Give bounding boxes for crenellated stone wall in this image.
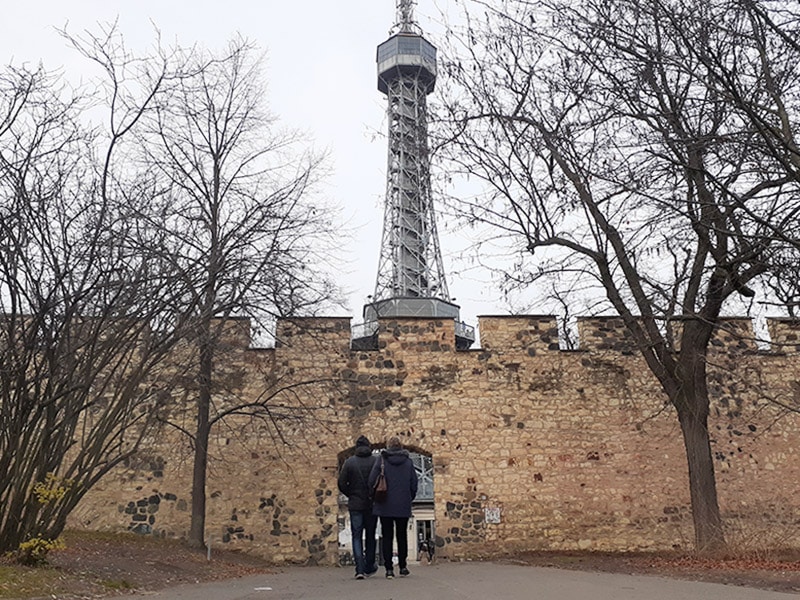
[70,315,800,563]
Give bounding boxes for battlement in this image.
[219,314,800,355]
[668,317,758,353]
[478,315,560,355]
[768,318,800,353]
[576,316,636,352]
[275,317,352,352]
[210,317,252,349]
[475,315,793,355]
[6,313,796,356]
[377,317,456,352]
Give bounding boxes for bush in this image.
[15,536,65,566]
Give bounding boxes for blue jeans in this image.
[349,509,378,575]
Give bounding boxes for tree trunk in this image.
[674,373,725,553]
[188,336,213,549]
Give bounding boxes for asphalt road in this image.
[114,562,797,600]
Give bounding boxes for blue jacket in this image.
[368,448,418,518]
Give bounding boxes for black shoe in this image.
[399,567,410,577]
[385,569,395,579]
[355,573,365,580]
[365,567,378,577]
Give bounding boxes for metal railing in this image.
[455,320,476,343]
[351,320,379,341]
[350,318,475,348]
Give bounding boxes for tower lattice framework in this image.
[374,62,448,302]
[360,0,474,349]
[372,1,450,308]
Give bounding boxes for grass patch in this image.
[0,565,70,599]
[61,528,171,547]
[102,578,133,590]
[1,528,273,599]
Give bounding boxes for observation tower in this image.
[355,0,475,350]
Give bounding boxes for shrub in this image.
[15,536,66,566]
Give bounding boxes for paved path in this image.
[115,562,796,600]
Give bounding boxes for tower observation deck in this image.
[355,0,475,350]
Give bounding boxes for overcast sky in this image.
[3,0,505,333]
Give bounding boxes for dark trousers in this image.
[379,516,409,570]
[349,509,378,575]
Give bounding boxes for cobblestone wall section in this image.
[479,315,560,354]
[70,314,800,564]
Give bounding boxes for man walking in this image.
[338,435,378,579]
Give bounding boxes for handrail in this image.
[351,320,379,341]
[350,318,475,343]
[455,320,476,342]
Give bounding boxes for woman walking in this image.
[368,436,418,579]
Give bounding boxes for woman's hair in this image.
[387,436,402,449]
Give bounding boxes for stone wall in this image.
[70,315,800,562]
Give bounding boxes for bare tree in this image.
[662,0,800,316]
[0,43,189,559]
[436,0,800,551]
[130,37,340,548]
[0,27,341,557]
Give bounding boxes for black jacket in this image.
[337,446,378,511]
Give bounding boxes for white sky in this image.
[3,0,506,334]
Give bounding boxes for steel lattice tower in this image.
[360,0,474,349]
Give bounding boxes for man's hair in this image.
[387,436,402,449]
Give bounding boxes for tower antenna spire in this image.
[353,0,475,350]
[393,0,421,34]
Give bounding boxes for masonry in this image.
[70,315,800,564]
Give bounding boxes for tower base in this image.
[352,297,475,350]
